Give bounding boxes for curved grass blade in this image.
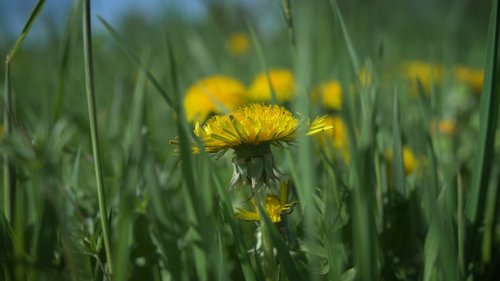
[97,16,174,109]
[6,0,46,62]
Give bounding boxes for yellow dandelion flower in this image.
[227,32,250,56]
[248,69,295,102]
[386,146,418,176]
[235,181,296,223]
[184,76,247,123]
[194,103,330,154]
[402,61,443,95]
[192,103,332,188]
[317,80,343,111]
[453,65,483,95]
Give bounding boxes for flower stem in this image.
[256,193,278,281]
[82,0,113,274]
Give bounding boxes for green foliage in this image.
[1,0,499,280]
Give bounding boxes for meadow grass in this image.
[1,0,499,280]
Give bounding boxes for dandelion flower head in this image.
[184,75,246,123]
[248,69,295,102]
[194,103,331,155]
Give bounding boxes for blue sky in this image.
[0,0,209,38]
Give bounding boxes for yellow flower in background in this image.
[248,69,295,102]
[227,32,251,56]
[386,146,418,176]
[317,80,343,111]
[453,65,483,94]
[402,147,417,175]
[402,61,443,95]
[191,103,332,188]
[320,116,350,161]
[184,76,246,123]
[430,119,457,136]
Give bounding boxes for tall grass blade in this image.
[97,16,175,109]
[82,0,113,274]
[465,0,500,272]
[328,0,360,73]
[3,62,15,223]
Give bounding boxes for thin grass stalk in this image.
[82,0,113,274]
[3,61,14,223]
[280,0,296,49]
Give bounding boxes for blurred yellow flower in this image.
[227,32,251,56]
[184,76,246,123]
[317,80,343,110]
[320,116,350,161]
[453,65,483,94]
[430,119,457,136]
[386,146,418,175]
[193,103,331,155]
[402,61,443,95]
[248,69,295,102]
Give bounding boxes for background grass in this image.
[1,0,499,280]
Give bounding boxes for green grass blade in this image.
[465,0,500,271]
[3,61,15,223]
[82,0,113,274]
[53,0,82,121]
[328,0,360,73]
[246,21,279,104]
[391,90,406,196]
[6,0,46,62]
[257,201,303,281]
[97,16,175,109]
[466,0,500,223]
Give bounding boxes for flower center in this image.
[233,143,271,159]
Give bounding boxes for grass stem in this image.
[82,0,113,274]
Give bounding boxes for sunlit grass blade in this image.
[82,0,113,274]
